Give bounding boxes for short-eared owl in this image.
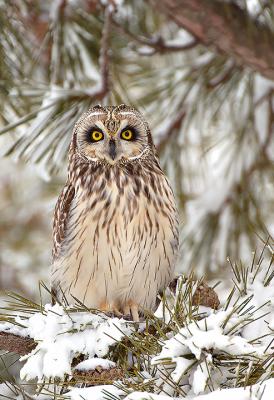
[51,104,179,321]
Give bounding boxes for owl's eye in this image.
[90,130,104,142]
[121,129,133,141]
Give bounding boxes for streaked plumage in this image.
[51,104,179,320]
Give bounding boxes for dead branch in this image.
[99,4,112,97]
[112,19,197,55]
[148,0,274,81]
[0,331,36,356]
[72,367,124,386]
[192,282,220,310]
[169,279,220,310]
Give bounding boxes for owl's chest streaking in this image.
[51,161,179,311]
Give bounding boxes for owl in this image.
[51,104,179,321]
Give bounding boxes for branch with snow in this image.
[0,264,273,399]
[0,303,133,381]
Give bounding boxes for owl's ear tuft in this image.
[88,104,104,111]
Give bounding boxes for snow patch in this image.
[66,385,124,400]
[0,303,132,381]
[74,357,116,371]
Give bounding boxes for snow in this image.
[69,378,274,400]
[191,358,211,395]
[152,308,266,388]
[66,385,124,400]
[125,393,177,400]
[74,357,116,371]
[0,303,133,381]
[192,378,274,400]
[240,261,274,344]
[0,279,273,399]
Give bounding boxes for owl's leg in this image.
[99,301,122,317]
[130,304,139,322]
[123,301,140,322]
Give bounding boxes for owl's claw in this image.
[99,301,141,322]
[99,302,122,318]
[103,311,121,318]
[121,313,132,321]
[123,302,140,322]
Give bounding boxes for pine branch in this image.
[149,0,274,80]
[0,281,219,356]
[98,3,112,98]
[0,332,123,384]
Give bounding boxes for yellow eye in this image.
[121,129,133,140]
[91,130,103,142]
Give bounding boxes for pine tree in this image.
[0,2,274,398]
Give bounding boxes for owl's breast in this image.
[52,166,179,309]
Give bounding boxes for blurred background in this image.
[0,0,274,301]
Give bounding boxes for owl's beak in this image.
[109,139,116,160]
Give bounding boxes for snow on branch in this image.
[0,268,273,399]
[0,280,219,359]
[0,303,132,381]
[121,379,274,400]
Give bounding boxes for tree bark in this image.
[148,0,274,81]
[0,331,36,356]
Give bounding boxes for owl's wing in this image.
[52,183,75,261]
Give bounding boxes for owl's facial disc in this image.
[87,124,140,163]
[76,107,151,164]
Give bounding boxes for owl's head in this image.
[72,104,154,164]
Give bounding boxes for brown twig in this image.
[156,107,186,153]
[148,0,274,81]
[206,62,236,89]
[112,19,198,55]
[98,4,112,97]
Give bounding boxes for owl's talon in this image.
[103,310,122,318]
[122,302,141,321]
[99,302,123,318]
[104,311,116,318]
[121,313,132,321]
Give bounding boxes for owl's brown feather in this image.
[52,184,75,261]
